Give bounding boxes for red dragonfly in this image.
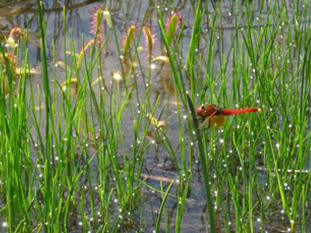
[196,104,261,127]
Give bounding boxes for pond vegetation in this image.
[0,0,311,232]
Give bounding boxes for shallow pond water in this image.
[1,0,311,232]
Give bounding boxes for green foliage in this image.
[0,0,311,232]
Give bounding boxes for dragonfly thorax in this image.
[196,104,223,117]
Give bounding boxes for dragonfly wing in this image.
[210,114,225,127]
[199,113,225,128]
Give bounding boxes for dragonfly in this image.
[196,104,261,128]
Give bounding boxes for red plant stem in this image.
[222,107,260,115]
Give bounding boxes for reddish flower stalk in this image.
[142,25,155,59]
[165,13,182,45]
[122,24,137,57]
[90,7,104,45]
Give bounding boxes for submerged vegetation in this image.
[0,0,311,232]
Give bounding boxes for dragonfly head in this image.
[196,105,206,116]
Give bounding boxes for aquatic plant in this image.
[1,1,311,232]
[121,24,137,73]
[142,25,155,60]
[102,10,112,28]
[165,13,182,46]
[122,24,137,58]
[6,27,24,48]
[90,6,104,45]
